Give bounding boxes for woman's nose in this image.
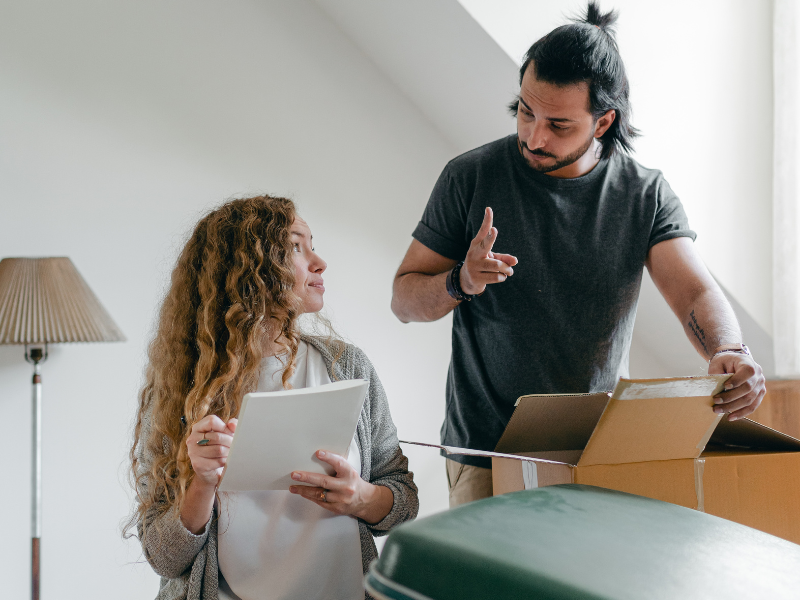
[312,255,327,274]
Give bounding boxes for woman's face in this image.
[290,217,326,313]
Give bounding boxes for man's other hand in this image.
[460,207,519,295]
[709,352,766,421]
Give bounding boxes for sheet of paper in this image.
[218,379,368,491]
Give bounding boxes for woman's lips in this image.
[309,281,325,292]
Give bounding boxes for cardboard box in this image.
[751,380,800,439]
[407,375,800,545]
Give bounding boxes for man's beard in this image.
[517,133,597,174]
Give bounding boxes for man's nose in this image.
[524,121,549,151]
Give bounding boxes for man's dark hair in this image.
[509,1,639,160]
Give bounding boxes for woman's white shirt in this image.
[218,341,363,600]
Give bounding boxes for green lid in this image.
[367,484,800,600]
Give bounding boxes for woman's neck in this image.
[263,335,283,357]
[263,332,302,357]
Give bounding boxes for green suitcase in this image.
[366,484,800,600]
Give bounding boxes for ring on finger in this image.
[320,489,328,502]
[197,433,210,446]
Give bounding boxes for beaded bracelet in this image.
[446,261,481,302]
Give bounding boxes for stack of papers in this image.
[219,379,368,491]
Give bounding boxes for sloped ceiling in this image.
[313,0,518,153]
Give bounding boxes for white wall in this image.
[458,0,775,342]
[0,1,458,596]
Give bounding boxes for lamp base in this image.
[32,537,40,600]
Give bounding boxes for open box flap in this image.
[494,393,610,455]
[709,417,800,451]
[577,375,731,467]
[399,440,570,465]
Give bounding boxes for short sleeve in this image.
[412,165,470,261]
[649,176,697,249]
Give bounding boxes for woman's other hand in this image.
[289,450,394,524]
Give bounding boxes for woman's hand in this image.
[186,415,238,489]
[180,415,237,534]
[289,450,394,524]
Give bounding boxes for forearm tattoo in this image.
[687,310,709,356]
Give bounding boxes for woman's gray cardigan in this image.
[136,336,419,599]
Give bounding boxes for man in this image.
[391,2,766,508]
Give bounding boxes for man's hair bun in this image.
[579,1,619,36]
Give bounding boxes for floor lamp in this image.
[0,257,125,600]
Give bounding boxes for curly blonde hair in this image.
[125,195,317,541]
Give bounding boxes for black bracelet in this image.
[446,261,481,302]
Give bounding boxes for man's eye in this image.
[551,124,566,131]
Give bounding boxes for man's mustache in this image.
[519,140,556,158]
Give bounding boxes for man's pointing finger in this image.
[480,226,498,253]
[473,207,493,247]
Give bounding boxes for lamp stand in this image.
[0,257,125,598]
[25,345,47,600]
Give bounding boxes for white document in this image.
[218,379,368,492]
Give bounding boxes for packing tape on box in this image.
[697,417,722,450]
[522,461,538,489]
[694,458,705,512]
[520,458,706,505]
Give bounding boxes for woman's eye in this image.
[293,243,301,252]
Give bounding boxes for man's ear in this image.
[594,109,616,138]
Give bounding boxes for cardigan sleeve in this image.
[352,347,419,536]
[135,409,212,579]
[140,504,212,579]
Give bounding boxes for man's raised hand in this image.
[459,207,519,296]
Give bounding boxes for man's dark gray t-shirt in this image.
[412,135,696,468]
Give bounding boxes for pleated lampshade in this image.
[0,257,125,344]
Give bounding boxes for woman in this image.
[125,195,418,599]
